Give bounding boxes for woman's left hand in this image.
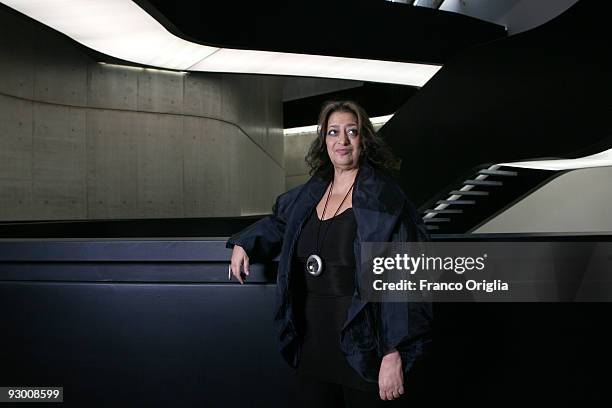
[378,350,404,400]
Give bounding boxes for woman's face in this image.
[325,111,362,170]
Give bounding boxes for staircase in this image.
[421,164,561,234]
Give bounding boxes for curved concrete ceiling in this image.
[1,0,442,86]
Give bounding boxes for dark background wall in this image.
[140,0,506,64]
[381,0,612,208]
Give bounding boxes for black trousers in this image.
[295,372,412,408]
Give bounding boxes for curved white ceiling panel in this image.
[500,148,612,171]
[3,0,218,70]
[1,0,442,86]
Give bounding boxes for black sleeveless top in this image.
[292,206,378,391]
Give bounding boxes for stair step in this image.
[464,179,503,186]
[425,225,439,230]
[425,209,463,214]
[479,169,518,176]
[437,199,475,205]
[449,190,489,196]
[423,217,451,223]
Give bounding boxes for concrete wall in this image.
[284,131,314,190]
[282,77,362,102]
[474,166,612,234]
[0,8,284,221]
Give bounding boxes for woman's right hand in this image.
[229,245,250,284]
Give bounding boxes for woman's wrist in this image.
[382,349,400,360]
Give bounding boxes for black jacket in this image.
[226,160,432,383]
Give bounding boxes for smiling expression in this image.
[325,111,362,170]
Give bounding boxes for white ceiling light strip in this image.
[284,114,394,135]
[190,49,440,86]
[283,124,319,136]
[2,0,441,86]
[3,0,217,70]
[499,147,612,171]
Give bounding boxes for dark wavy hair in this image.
[305,100,400,180]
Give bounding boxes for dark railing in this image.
[1,232,610,406]
[0,237,287,407]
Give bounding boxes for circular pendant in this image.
[306,254,323,276]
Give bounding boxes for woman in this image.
[227,100,431,407]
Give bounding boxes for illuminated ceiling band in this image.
[2,0,442,86]
[284,114,394,135]
[500,148,612,171]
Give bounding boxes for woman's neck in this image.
[332,166,358,193]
